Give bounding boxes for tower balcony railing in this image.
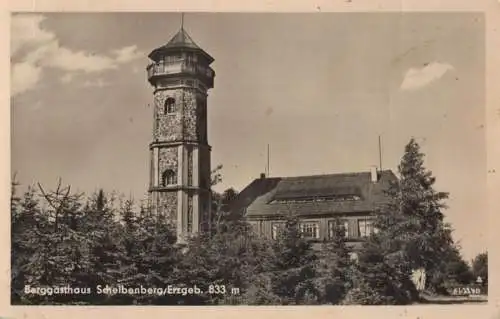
[147,60,215,82]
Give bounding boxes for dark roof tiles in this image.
[230,170,397,218]
[148,28,214,63]
[163,28,201,50]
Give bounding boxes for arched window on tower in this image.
[165,98,176,114]
[162,169,177,186]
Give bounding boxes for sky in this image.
[10,12,486,260]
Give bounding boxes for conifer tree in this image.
[118,206,180,305]
[348,138,452,304]
[11,183,43,304]
[268,214,319,304]
[443,246,474,285]
[395,139,453,278]
[314,219,351,304]
[177,218,264,305]
[17,180,90,304]
[472,252,488,286]
[78,189,123,304]
[11,176,23,303]
[345,233,417,305]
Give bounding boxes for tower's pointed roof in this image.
[148,27,214,63]
[164,28,201,50]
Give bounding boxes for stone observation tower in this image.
[146,20,215,241]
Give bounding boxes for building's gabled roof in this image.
[148,28,214,63]
[229,170,398,219]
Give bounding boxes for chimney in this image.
[260,173,266,179]
[370,166,378,183]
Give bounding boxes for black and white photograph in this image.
[10,12,488,306]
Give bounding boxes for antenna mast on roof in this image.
[267,144,270,177]
[378,135,383,171]
[181,12,185,29]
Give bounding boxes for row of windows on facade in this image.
[150,60,213,79]
[156,53,207,63]
[160,54,195,63]
[266,219,377,240]
[271,195,362,204]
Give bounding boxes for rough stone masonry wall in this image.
[154,90,182,141]
[158,147,178,181]
[182,89,199,141]
[158,192,178,225]
[154,88,205,143]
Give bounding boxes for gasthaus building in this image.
[229,167,397,250]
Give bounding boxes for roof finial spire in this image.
[181,12,185,30]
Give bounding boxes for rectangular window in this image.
[358,219,375,238]
[271,222,284,240]
[300,222,319,239]
[328,220,349,239]
[249,222,259,235]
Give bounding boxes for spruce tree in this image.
[349,138,452,304]
[118,206,180,305]
[345,233,417,305]
[18,181,90,305]
[395,138,452,277]
[178,219,261,305]
[11,185,44,304]
[268,214,319,304]
[79,189,123,304]
[314,219,351,304]
[472,252,488,286]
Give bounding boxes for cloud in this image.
[11,14,55,56]
[48,47,118,73]
[11,61,43,96]
[113,45,143,64]
[82,78,111,88]
[11,14,145,97]
[400,62,454,91]
[60,73,74,83]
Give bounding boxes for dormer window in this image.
[270,194,361,204]
[162,169,177,186]
[165,98,176,114]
